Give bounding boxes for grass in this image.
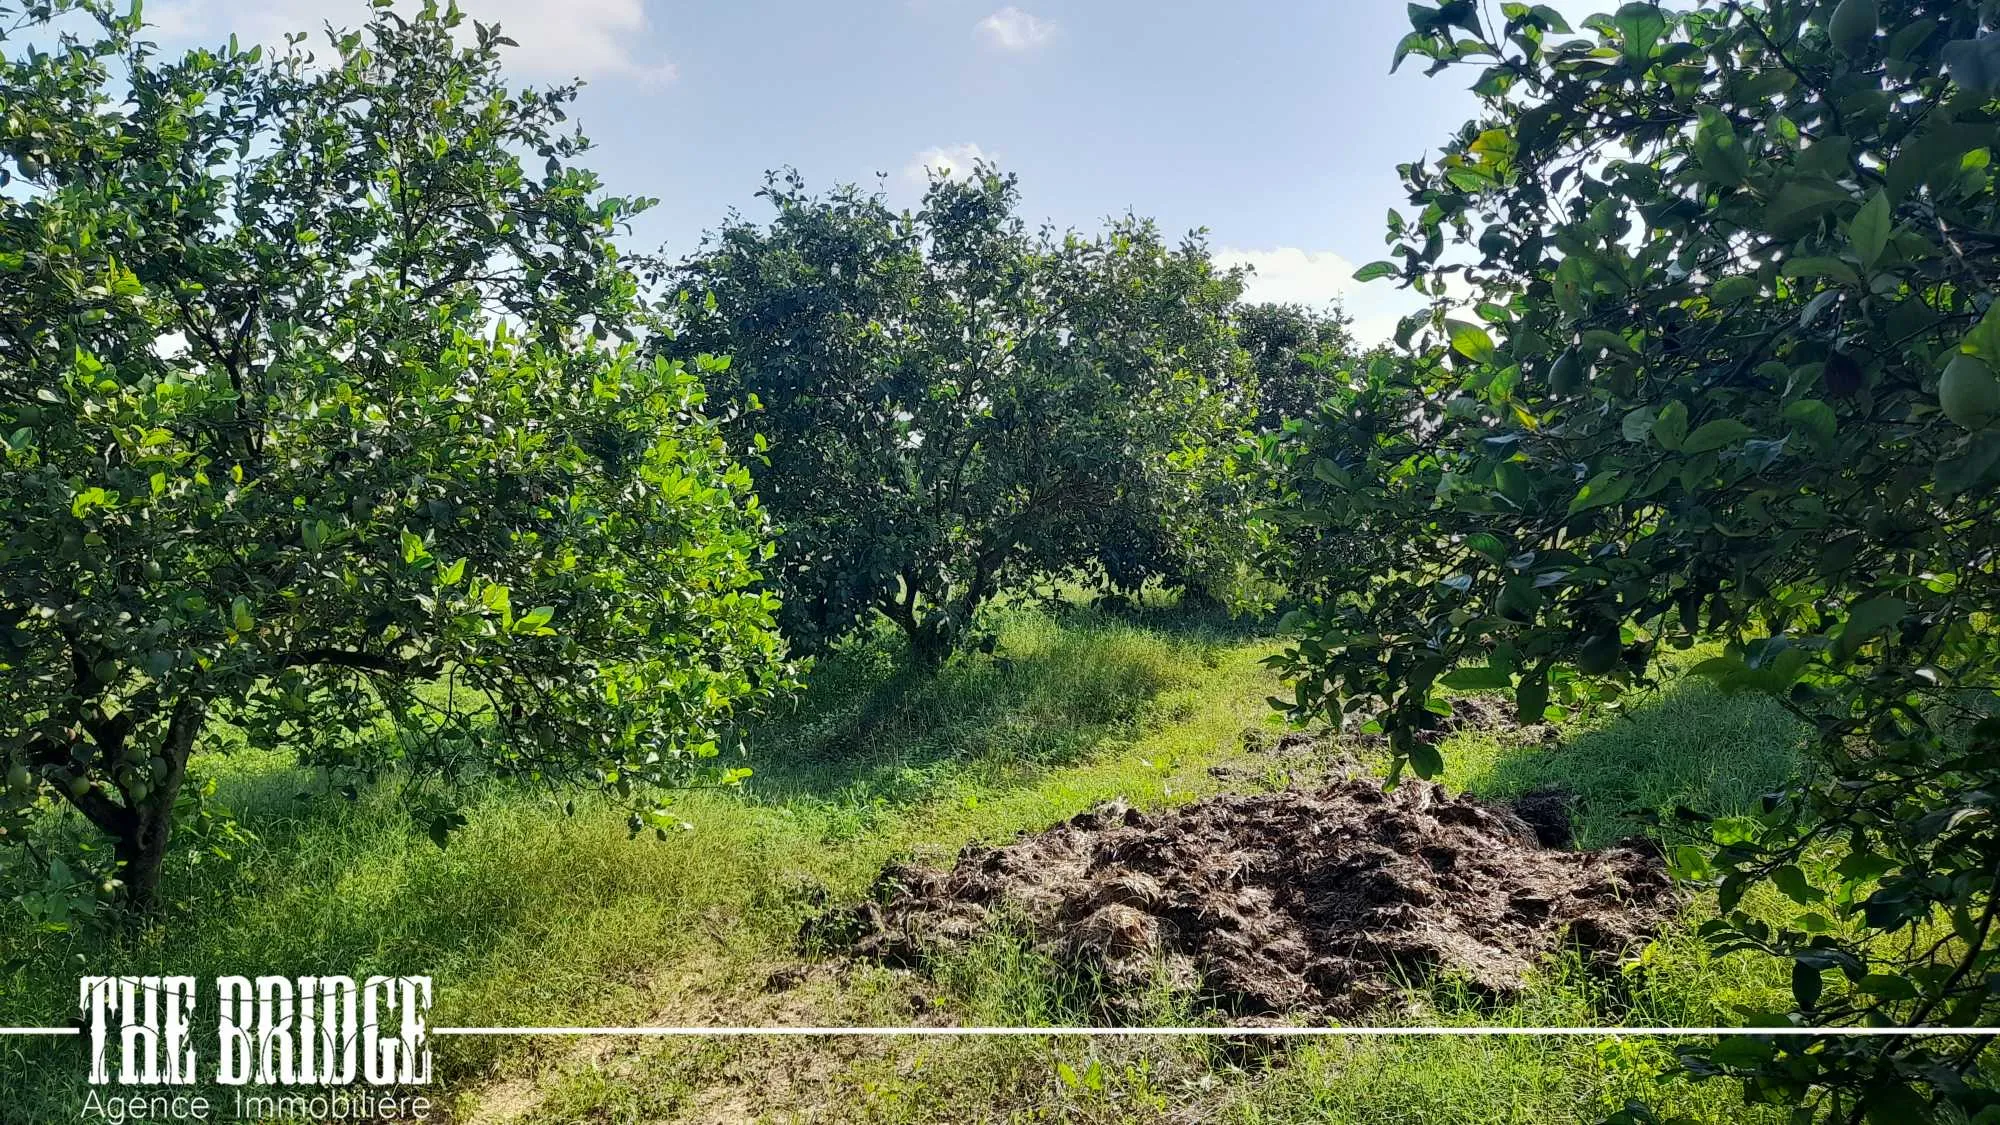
[0,600,1816,1123]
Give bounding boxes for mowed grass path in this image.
[0,603,1806,1123]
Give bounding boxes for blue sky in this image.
[146,0,1605,341]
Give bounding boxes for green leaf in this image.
[1612,1,1666,69]
[1672,844,1713,882]
[1962,300,2000,365]
[1762,179,1854,237]
[1710,275,1758,304]
[1621,406,1657,443]
[1943,34,2000,94]
[1464,531,1508,562]
[1837,596,1906,658]
[1711,816,1760,845]
[1448,320,1497,364]
[1693,107,1750,185]
[1391,30,1428,73]
[1514,665,1549,722]
[1847,190,1891,268]
[1856,973,1919,1001]
[1652,401,1688,450]
[1886,124,1988,202]
[426,809,468,849]
[1681,419,1753,454]
[1791,959,1824,1010]
[1567,471,1632,514]
[1493,461,1533,507]
[1579,328,1636,358]
[1771,865,1821,905]
[1407,740,1444,779]
[1781,257,1860,287]
[1313,458,1351,487]
[1442,665,1513,690]
[231,597,254,633]
[1352,260,1398,282]
[1860,1083,1928,1124]
[1782,399,1837,446]
[1837,849,1897,884]
[1935,432,2000,496]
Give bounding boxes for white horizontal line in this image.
[14,1024,1991,1038]
[428,1026,2000,1038]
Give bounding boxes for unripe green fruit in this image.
[67,775,92,799]
[5,763,29,794]
[1577,633,1622,676]
[127,781,150,804]
[1549,349,1584,396]
[1940,353,2000,431]
[1544,348,1592,396]
[1829,0,1878,56]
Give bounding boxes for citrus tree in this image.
[0,0,791,915]
[1266,0,2000,1116]
[662,169,1252,663]
[1235,301,1364,431]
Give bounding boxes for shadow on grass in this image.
[1443,672,1813,848]
[1069,588,1279,646]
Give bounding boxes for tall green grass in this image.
[0,604,1814,1124]
[0,602,1275,1118]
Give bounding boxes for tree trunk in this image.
[898,615,950,671]
[879,585,952,671]
[115,817,172,916]
[108,700,201,916]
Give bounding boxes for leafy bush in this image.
[1265,0,2000,1117]
[0,0,792,914]
[661,168,1254,663]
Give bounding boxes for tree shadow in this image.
[1055,586,1280,646]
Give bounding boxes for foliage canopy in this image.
[1267,0,2000,1116]
[0,0,791,915]
[662,169,1255,663]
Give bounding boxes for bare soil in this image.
[830,778,1674,1021]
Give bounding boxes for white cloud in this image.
[1213,246,1406,345]
[976,6,1055,50]
[1213,247,1360,309]
[904,142,995,184]
[144,0,674,84]
[1213,246,1479,347]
